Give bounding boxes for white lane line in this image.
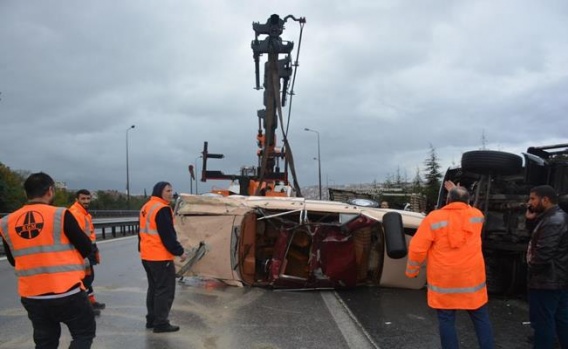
[321,291,381,349]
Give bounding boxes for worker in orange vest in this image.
[69,189,105,313]
[139,181,187,333]
[406,183,494,349]
[0,172,96,348]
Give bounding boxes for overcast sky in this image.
[1,0,567,196]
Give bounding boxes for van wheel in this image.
[462,150,522,176]
[383,212,407,259]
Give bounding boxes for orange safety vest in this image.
[0,204,86,297]
[139,196,175,261]
[68,202,96,242]
[406,202,487,309]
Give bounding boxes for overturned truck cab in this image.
[173,194,426,290]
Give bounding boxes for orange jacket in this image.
[406,202,487,309]
[68,202,96,242]
[0,204,86,297]
[139,196,175,261]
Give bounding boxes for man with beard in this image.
[0,172,96,348]
[69,189,105,313]
[525,185,568,348]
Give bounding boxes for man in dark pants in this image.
[0,172,96,348]
[139,181,187,333]
[69,189,105,313]
[406,184,494,349]
[526,185,568,349]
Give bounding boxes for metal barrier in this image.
[93,217,139,239]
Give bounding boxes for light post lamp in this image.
[304,128,322,200]
[126,125,135,209]
[188,156,203,194]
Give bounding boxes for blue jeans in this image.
[528,288,568,349]
[436,304,494,349]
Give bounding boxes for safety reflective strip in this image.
[430,221,448,230]
[12,244,77,257]
[139,203,163,236]
[0,215,10,245]
[407,260,421,266]
[470,217,484,224]
[406,267,419,275]
[428,281,486,294]
[81,216,90,236]
[4,208,75,258]
[15,263,86,277]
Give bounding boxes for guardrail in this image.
[93,217,139,240]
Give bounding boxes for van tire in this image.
[383,212,407,259]
[461,150,522,175]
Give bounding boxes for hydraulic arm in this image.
[200,14,305,197]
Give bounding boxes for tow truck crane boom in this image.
[200,14,305,197]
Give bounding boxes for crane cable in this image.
[281,20,305,196]
[284,20,305,137]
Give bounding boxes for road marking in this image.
[321,291,380,349]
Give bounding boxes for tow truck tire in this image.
[461,150,522,176]
[383,212,407,259]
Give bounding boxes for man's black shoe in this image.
[153,324,180,333]
[92,301,106,310]
[145,323,154,329]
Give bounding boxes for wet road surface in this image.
[337,287,532,348]
[1,236,533,348]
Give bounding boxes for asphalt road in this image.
[336,288,532,349]
[0,236,533,349]
[0,236,374,349]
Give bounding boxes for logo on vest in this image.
[15,211,45,239]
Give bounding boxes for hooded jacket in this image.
[406,202,488,309]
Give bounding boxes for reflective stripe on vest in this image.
[139,203,164,236]
[17,263,86,277]
[430,220,448,230]
[470,217,484,224]
[2,208,77,258]
[69,203,95,241]
[430,216,484,232]
[80,216,90,236]
[428,281,486,294]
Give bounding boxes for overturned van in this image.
[173,194,426,290]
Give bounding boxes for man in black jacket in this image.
[526,185,568,349]
[0,172,96,348]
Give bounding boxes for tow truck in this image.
[199,14,306,197]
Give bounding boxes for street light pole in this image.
[126,125,135,209]
[195,155,202,194]
[304,128,322,200]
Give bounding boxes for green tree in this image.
[53,188,74,207]
[411,166,422,193]
[423,144,442,212]
[0,163,27,213]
